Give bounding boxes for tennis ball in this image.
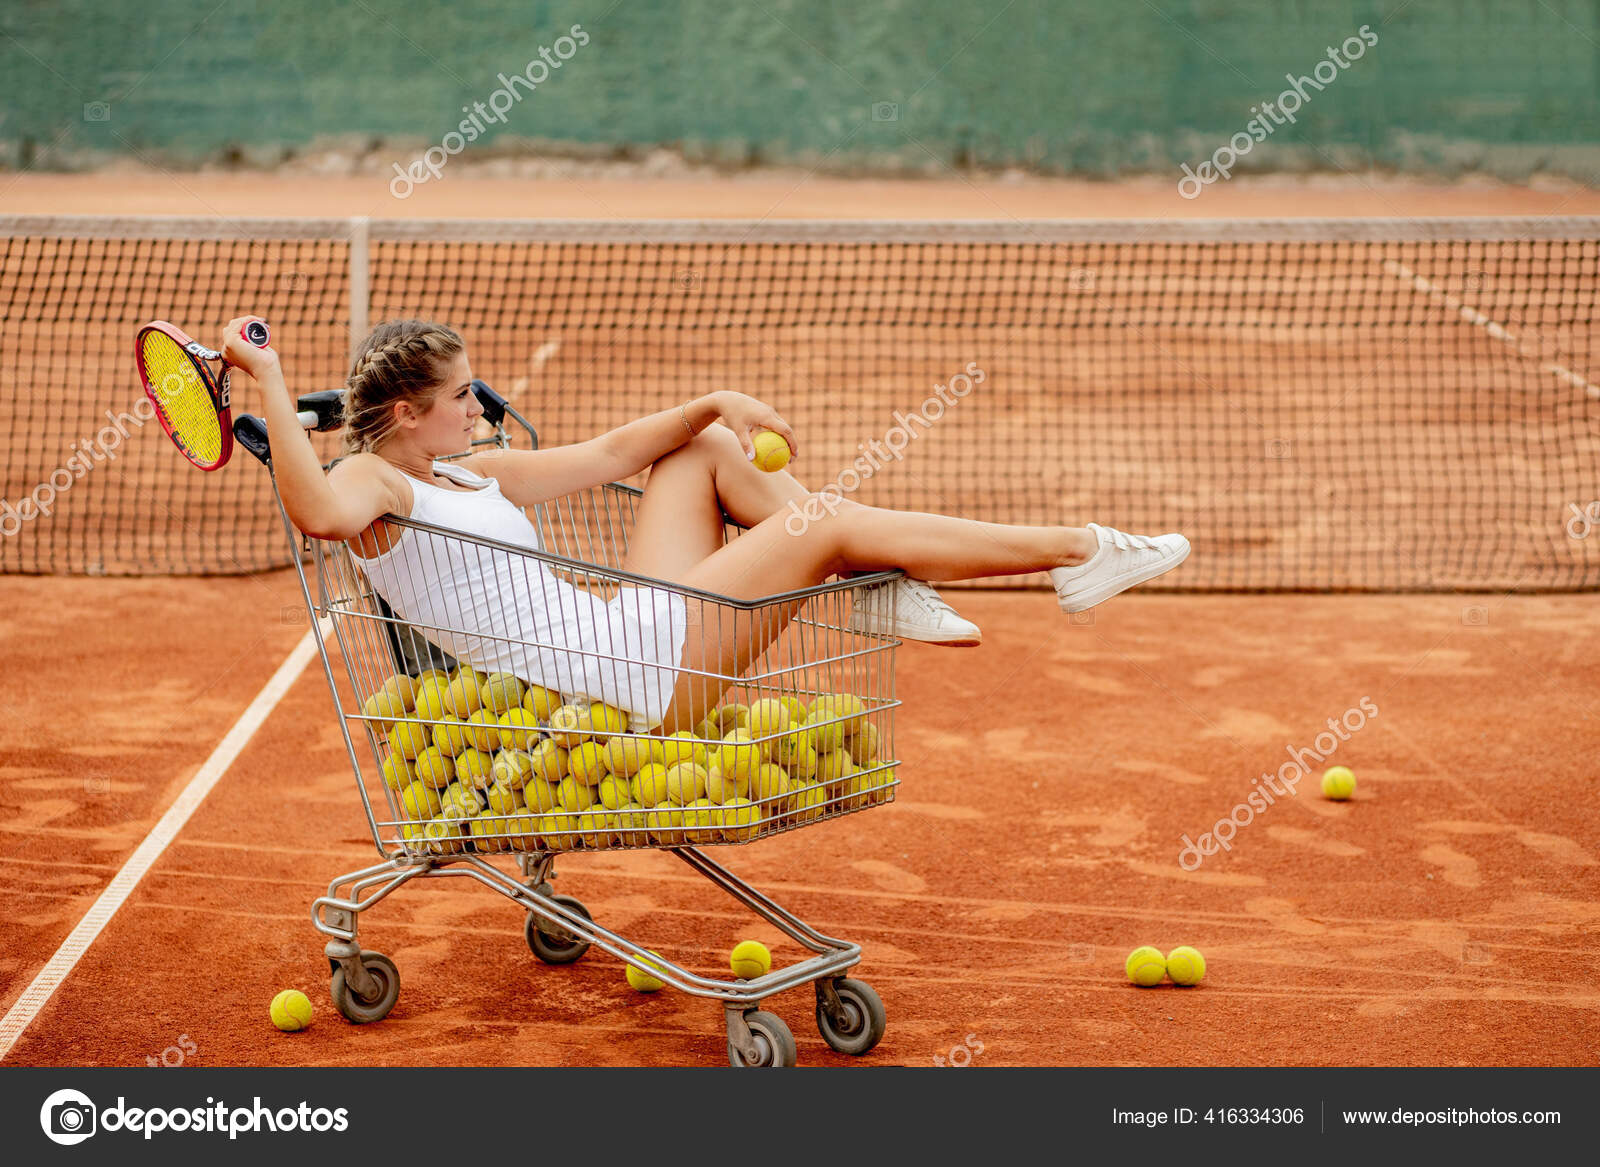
[800,710,845,754]
[646,805,687,845]
[745,698,793,743]
[779,695,808,723]
[596,774,634,811]
[413,678,451,722]
[813,693,869,738]
[400,780,444,820]
[791,781,829,823]
[864,763,897,806]
[681,798,719,840]
[601,734,657,778]
[714,703,750,733]
[523,683,562,721]
[424,815,465,855]
[497,707,542,751]
[729,939,773,980]
[1321,766,1356,800]
[479,671,526,715]
[658,730,709,770]
[381,751,414,790]
[771,736,818,781]
[838,765,881,811]
[443,676,482,718]
[557,775,597,811]
[717,797,760,842]
[380,673,419,710]
[536,810,578,851]
[413,746,456,789]
[574,807,612,847]
[469,814,504,852]
[527,738,568,784]
[815,748,854,785]
[751,429,790,473]
[664,761,709,805]
[486,782,524,817]
[501,811,537,852]
[625,950,668,992]
[362,689,408,721]
[749,762,791,810]
[444,783,484,816]
[850,721,880,763]
[1125,946,1167,987]
[631,762,672,807]
[415,668,450,688]
[1166,946,1206,986]
[703,766,745,804]
[693,715,724,743]
[610,803,650,845]
[432,713,469,757]
[718,730,763,785]
[547,704,590,748]
[586,701,630,740]
[388,720,431,760]
[521,778,560,813]
[464,707,502,752]
[490,748,533,789]
[270,988,313,1032]
[568,740,610,786]
[455,747,496,787]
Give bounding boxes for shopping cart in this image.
[233,381,902,1066]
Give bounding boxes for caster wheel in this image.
[728,1010,798,1068]
[526,893,592,964]
[330,951,400,1024]
[816,978,886,1055]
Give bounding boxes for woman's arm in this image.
[466,390,798,508]
[220,317,403,540]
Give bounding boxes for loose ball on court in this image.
[729,939,773,980]
[751,429,791,473]
[270,988,313,1032]
[1125,945,1167,987]
[1321,765,1356,800]
[1166,946,1206,986]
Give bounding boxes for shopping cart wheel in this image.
[330,951,401,1024]
[525,894,592,964]
[727,1010,797,1068]
[815,978,886,1056]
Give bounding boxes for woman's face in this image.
[411,350,482,455]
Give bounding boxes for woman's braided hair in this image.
[341,319,465,455]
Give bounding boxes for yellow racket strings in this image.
[141,332,223,464]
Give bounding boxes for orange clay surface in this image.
[2,572,1597,1067]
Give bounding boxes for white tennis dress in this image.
[354,461,688,728]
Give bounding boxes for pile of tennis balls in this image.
[362,666,894,856]
[1125,945,1206,987]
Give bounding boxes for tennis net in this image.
[2,215,1596,590]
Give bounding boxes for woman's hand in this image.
[713,390,799,462]
[220,316,280,381]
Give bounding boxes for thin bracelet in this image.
[679,401,694,436]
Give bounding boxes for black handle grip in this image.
[243,319,271,347]
[296,390,345,431]
[471,379,506,426]
[233,414,271,465]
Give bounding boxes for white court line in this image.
[1382,259,1600,400]
[0,625,326,1063]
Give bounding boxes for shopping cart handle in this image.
[233,414,272,465]
[471,379,507,426]
[296,390,346,432]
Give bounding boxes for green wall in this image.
[2,0,1597,179]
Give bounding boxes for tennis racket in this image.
[134,318,270,470]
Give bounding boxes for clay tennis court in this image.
[2,175,1598,1067]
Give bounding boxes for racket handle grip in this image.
[242,319,271,347]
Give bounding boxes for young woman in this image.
[224,317,1189,736]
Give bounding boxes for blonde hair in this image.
[341,319,465,455]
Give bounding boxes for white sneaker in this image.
[1049,523,1190,612]
[850,577,982,646]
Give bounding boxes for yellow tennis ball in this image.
[586,701,629,740]
[813,693,869,738]
[850,721,880,763]
[716,797,760,842]
[379,673,418,710]
[400,780,444,820]
[486,782,524,817]
[729,939,773,979]
[521,778,560,813]
[388,720,430,760]
[362,689,408,721]
[1321,766,1356,800]
[801,710,844,753]
[751,429,790,473]
[574,807,612,847]
[497,707,542,751]
[455,747,496,788]
[568,740,610,786]
[703,766,745,804]
[718,730,763,784]
[779,695,808,723]
[464,707,503,751]
[631,762,672,807]
[626,950,668,992]
[413,678,451,722]
[424,814,466,855]
[270,988,313,1032]
[547,704,590,748]
[610,803,650,846]
[444,676,482,718]
[1125,945,1167,987]
[791,781,829,823]
[771,736,819,780]
[469,814,506,852]
[664,762,709,805]
[693,715,724,743]
[749,762,791,811]
[523,683,562,720]
[682,798,719,840]
[490,748,533,789]
[432,713,469,757]
[714,703,750,733]
[744,698,793,743]
[444,783,484,816]
[658,730,709,770]
[646,805,687,845]
[596,774,633,811]
[557,775,597,811]
[526,738,568,784]
[413,746,456,789]
[479,671,526,715]
[601,734,656,778]
[1166,946,1206,986]
[381,751,414,790]
[815,748,853,785]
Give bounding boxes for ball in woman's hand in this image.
[751,430,791,473]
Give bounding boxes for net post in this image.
[347,215,370,366]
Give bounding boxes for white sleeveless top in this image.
[353,461,687,728]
